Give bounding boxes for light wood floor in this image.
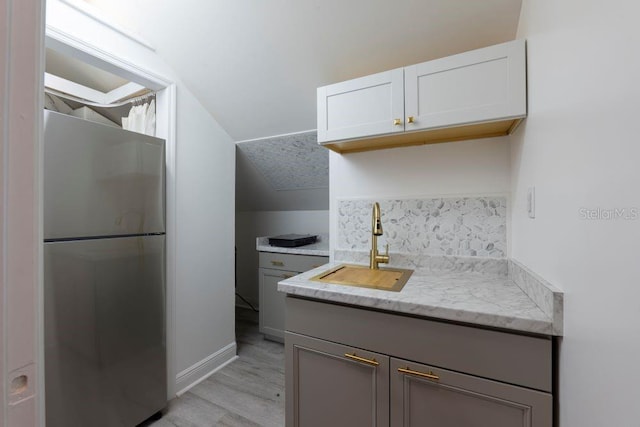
[142,308,285,427]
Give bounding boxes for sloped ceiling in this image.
[237,132,328,191]
[236,131,329,211]
[85,0,522,141]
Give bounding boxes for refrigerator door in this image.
[44,235,166,427]
[44,111,165,240]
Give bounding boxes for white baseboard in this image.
[175,342,238,396]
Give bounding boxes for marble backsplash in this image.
[334,250,509,276]
[337,197,507,258]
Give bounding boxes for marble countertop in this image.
[278,260,561,336]
[256,235,330,257]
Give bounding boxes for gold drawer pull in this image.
[271,261,284,267]
[407,116,415,124]
[398,367,439,381]
[344,353,379,366]
[393,118,402,126]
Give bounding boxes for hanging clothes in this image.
[122,99,156,136]
[145,99,156,136]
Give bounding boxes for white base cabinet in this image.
[258,252,328,342]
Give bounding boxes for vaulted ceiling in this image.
[81,0,523,141]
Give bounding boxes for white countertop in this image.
[278,260,561,336]
[256,235,330,257]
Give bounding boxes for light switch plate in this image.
[527,187,535,219]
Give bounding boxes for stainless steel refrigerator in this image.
[43,111,167,426]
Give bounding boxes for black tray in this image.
[268,234,318,248]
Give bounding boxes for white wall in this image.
[512,1,640,425]
[1,0,45,424]
[236,210,329,308]
[46,0,236,396]
[173,88,236,385]
[329,137,511,258]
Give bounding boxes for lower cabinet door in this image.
[390,358,552,427]
[259,268,296,341]
[286,332,390,427]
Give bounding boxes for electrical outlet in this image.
[527,187,535,219]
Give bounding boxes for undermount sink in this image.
[310,264,413,292]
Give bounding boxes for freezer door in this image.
[44,235,166,427]
[44,110,165,240]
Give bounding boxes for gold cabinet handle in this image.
[393,118,402,126]
[398,367,439,381]
[407,116,415,124]
[271,261,284,267]
[344,353,379,366]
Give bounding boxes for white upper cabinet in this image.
[317,68,404,142]
[317,40,526,154]
[404,39,526,131]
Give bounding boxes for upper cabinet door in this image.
[404,39,526,132]
[317,68,404,143]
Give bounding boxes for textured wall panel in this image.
[237,131,328,191]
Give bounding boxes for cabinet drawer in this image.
[259,252,328,273]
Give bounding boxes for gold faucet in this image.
[370,202,390,269]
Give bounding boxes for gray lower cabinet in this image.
[285,297,553,427]
[390,358,552,427]
[258,252,328,342]
[259,267,296,341]
[285,332,389,427]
